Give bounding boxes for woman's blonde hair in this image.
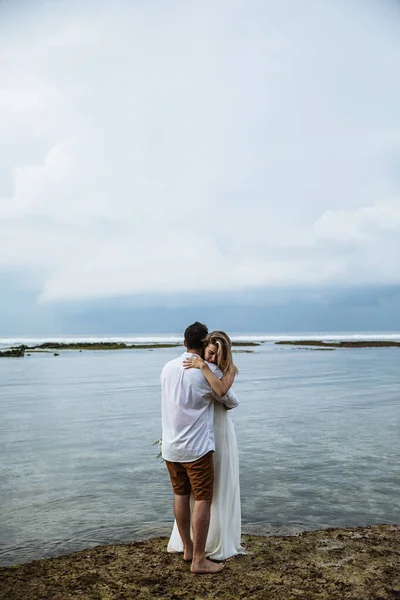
[204,330,238,375]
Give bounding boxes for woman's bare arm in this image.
[183,356,236,397]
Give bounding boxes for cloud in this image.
[0,0,400,307]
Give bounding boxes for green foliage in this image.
[153,438,163,460]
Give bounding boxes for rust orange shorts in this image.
[165,451,214,501]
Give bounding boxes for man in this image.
[161,321,239,574]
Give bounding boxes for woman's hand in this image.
[183,356,205,370]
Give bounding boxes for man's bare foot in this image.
[183,544,193,562]
[190,558,224,574]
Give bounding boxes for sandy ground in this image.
[1,524,399,599]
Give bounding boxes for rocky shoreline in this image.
[0,525,398,599]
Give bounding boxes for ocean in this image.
[0,332,399,566]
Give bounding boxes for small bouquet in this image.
[153,438,163,460]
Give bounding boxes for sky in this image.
[1,0,400,334]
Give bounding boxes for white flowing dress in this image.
[167,401,245,560]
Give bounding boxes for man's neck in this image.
[186,348,202,356]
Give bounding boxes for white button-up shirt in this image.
[161,352,239,463]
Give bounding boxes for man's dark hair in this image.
[184,321,208,350]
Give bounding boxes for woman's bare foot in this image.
[190,558,224,574]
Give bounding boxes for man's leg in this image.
[188,452,224,574]
[173,494,193,561]
[191,499,210,561]
[165,460,194,561]
[191,503,223,573]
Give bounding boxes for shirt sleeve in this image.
[207,363,239,409]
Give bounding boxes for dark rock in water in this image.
[292,346,336,351]
[54,353,60,356]
[231,341,261,347]
[0,346,25,358]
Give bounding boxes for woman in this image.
[167,331,245,561]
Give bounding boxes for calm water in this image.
[1,337,399,565]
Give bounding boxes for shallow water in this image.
[1,339,399,565]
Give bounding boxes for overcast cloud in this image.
[1,0,400,332]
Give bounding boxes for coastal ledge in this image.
[2,339,399,357]
[0,347,25,357]
[1,341,260,356]
[0,525,398,600]
[276,340,400,349]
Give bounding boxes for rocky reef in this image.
[0,346,25,358]
[1,340,261,356]
[2,339,398,357]
[276,340,400,349]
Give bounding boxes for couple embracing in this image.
[161,321,245,574]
